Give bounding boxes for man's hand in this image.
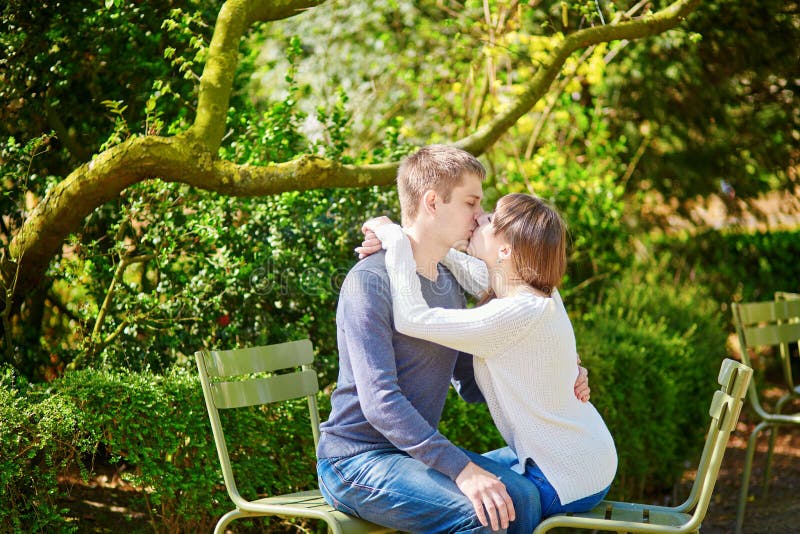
[455,462,515,531]
[355,216,393,259]
[574,358,590,402]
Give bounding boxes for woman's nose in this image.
[476,213,492,226]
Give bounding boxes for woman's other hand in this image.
[355,216,393,259]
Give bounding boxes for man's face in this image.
[435,172,484,250]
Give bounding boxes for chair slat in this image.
[708,390,729,421]
[204,339,314,377]
[735,300,800,325]
[211,369,319,409]
[743,322,800,347]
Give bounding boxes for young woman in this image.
[364,193,617,519]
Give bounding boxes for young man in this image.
[316,145,589,533]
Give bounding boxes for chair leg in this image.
[214,509,249,534]
[735,421,770,534]
[762,426,778,499]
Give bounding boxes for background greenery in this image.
[1,0,798,532]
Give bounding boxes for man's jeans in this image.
[317,447,541,534]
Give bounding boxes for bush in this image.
[0,365,321,533]
[0,366,82,533]
[440,390,505,454]
[647,228,800,306]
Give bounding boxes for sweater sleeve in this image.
[338,266,471,480]
[441,248,490,299]
[375,224,543,357]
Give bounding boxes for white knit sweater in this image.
[376,224,617,504]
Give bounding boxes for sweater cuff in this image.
[374,223,405,248]
[437,447,472,481]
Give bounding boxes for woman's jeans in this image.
[524,462,610,518]
[317,446,541,534]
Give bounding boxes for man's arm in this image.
[452,352,486,403]
[339,269,472,478]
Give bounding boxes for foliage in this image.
[605,0,799,202]
[484,87,631,299]
[645,228,800,307]
[440,390,506,455]
[0,0,216,171]
[19,32,407,382]
[1,366,79,533]
[0,364,326,533]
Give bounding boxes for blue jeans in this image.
[524,463,609,518]
[317,447,541,534]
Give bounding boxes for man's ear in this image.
[422,190,438,216]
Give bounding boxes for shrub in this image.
[647,228,800,305]
[1,365,321,533]
[440,390,505,454]
[0,367,79,533]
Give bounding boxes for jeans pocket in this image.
[318,465,361,518]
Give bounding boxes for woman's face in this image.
[467,212,504,264]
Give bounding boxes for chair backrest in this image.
[731,299,800,417]
[195,340,320,508]
[775,291,800,390]
[681,358,751,529]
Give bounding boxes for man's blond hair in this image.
[397,145,486,226]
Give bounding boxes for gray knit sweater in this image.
[316,251,483,480]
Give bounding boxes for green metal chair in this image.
[195,340,393,534]
[732,295,800,534]
[532,358,752,534]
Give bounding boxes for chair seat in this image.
[534,500,694,533]
[569,500,691,526]
[239,490,394,533]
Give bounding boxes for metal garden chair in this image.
[195,339,393,534]
[732,295,800,534]
[532,358,752,534]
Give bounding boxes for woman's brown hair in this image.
[491,193,567,296]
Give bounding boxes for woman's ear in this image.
[498,245,512,262]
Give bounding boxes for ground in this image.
[58,411,800,533]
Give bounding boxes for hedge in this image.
[0,366,320,533]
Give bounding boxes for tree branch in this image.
[189,0,323,151]
[456,0,701,154]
